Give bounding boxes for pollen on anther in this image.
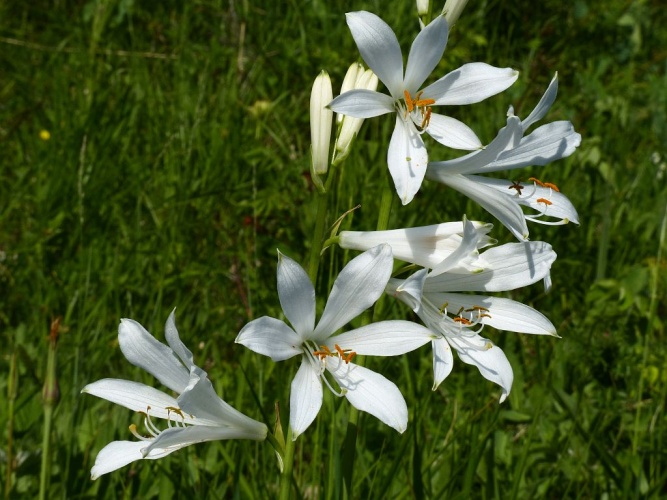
[536,198,553,206]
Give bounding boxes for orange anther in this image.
[420,107,433,129]
[543,182,560,192]
[509,181,524,195]
[453,316,472,325]
[529,177,545,187]
[404,90,414,113]
[313,345,333,360]
[536,198,553,205]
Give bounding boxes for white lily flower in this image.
[426,74,581,240]
[329,11,518,205]
[235,245,436,439]
[82,311,267,479]
[385,237,558,402]
[339,218,495,276]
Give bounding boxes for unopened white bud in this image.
[443,0,469,26]
[310,70,334,177]
[416,0,429,16]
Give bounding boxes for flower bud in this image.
[416,0,429,16]
[443,0,469,26]
[310,70,334,178]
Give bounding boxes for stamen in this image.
[420,107,432,129]
[439,301,449,315]
[404,90,414,113]
[313,345,333,360]
[334,344,357,364]
[528,176,546,187]
[129,424,151,441]
[508,180,524,195]
[543,182,560,192]
[536,198,553,206]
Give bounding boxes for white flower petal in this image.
[521,73,558,131]
[328,358,408,433]
[314,245,393,340]
[385,269,428,313]
[90,440,172,480]
[329,320,435,356]
[428,116,522,174]
[429,217,484,276]
[117,319,189,393]
[424,293,557,335]
[346,11,404,98]
[424,241,556,292]
[448,336,513,403]
[144,425,265,458]
[177,370,268,436]
[404,15,449,92]
[387,115,429,205]
[427,172,529,240]
[289,360,323,439]
[484,121,582,172]
[424,63,518,105]
[164,310,195,371]
[426,113,483,150]
[82,379,183,420]
[329,89,395,118]
[277,251,316,339]
[235,316,303,361]
[432,338,454,390]
[470,176,580,225]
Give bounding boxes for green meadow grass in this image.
[1,0,666,498]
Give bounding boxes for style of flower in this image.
[385,224,558,401]
[82,311,267,479]
[329,11,518,205]
[235,245,436,439]
[426,74,581,240]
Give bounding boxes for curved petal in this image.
[164,310,195,371]
[118,319,190,393]
[90,440,173,479]
[144,425,265,458]
[329,320,435,356]
[346,11,404,98]
[387,115,428,205]
[424,241,556,292]
[521,73,558,131]
[485,121,581,172]
[424,63,518,105]
[277,251,316,339]
[432,337,454,390]
[177,370,268,436]
[385,269,428,313]
[425,113,482,150]
[290,359,323,439]
[429,217,484,276]
[426,172,529,240]
[328,358,408,433]
[428,116,522,174]
[470,176,580,225]
[404,15,449,92]
[424,293,557,335]
[329,89,395,118]
[82,379,183,420]
[448,336,513,403]
[235,317,303,361]
[313,244,393,340]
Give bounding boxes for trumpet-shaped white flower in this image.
[82,312,267,479]
[385,224,557,402]
[339,218,495,276]
[426,74,581,240]
[329,11,518,205]
[236,245,436,439]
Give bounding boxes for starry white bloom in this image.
[329,11,518,204]
[426,74,581,240]
[385,223,557,402]
[82,311,267,479]
[236,245,436,439]
[339,218,495,276]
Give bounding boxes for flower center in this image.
[403,90,435,130]
[313,343,357,364]
[509,176,567,224]
[129,405,190,441]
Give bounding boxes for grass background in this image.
[1,0,666,497]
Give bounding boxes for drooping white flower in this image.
[236,245,436,439]
[426,74,581,240]
[329,11,518,204]
[338,218,495,276]
[82,311,267,479]
[385,226,558,402]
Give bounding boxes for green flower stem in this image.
[278,428,296,500]
[307,168,337,284]
[341,173,394,496]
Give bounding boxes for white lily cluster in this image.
[83,4,581,484]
